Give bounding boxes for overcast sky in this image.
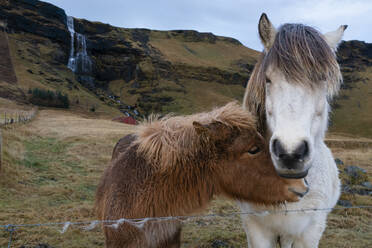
[45,0,372,51]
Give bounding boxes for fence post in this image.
[1,109,37,126]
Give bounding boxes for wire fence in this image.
[0,108,37,170]
[0,108,37,126]
[1,205,371,248]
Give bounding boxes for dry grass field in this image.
[0,108,371,247]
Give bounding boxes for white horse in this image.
[238,13,347,248]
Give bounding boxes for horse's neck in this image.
[142,163,218,216]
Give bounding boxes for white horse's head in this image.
[243,14,346,178]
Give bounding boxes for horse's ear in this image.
[193,121,229,139]
[323,25,348,52]
[258,13,276,51]
[193,121,208,135]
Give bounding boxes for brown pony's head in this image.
[134,102,308,205]
[192,112,308,205]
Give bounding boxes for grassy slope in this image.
[149,32,259,70]
[110,78,246,115]
[0,110,370,247]
[330,68,372,137]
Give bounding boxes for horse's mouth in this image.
[288,186,309,198]
[288,178,309,198]
[277,169,309,179]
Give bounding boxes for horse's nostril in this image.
[293,140,309,160]
[272,138,278,156]
[272,138,286,158]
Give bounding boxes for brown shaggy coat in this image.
[95,102,307,248]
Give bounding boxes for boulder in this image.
[344,165,367,185]
[337,199,352,207]
[334,158,344,166]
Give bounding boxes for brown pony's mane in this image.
[244,23,342,133]
[133,102,256,169]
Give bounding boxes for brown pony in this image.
[95,102,308,248]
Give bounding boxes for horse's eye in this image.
[266,79,272,84]
[247,146,261,155]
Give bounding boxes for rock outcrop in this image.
[338,40,372,69]
[0,0,70,62]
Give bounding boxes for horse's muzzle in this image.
[288,179,309,198]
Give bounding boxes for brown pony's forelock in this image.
[244,23,342,134]
[133,102,256,170]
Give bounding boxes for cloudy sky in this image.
[45,0,372,51]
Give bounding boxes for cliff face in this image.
[337,41,372,89]
[338,40,372,68]
[0,0,69,60]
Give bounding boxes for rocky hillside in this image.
[0,0,258,117]
[0,0,371,137]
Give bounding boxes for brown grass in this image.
[109,78,246,116]
[0,97,32,111]
[326,133,372,150]
[0,109,132,247]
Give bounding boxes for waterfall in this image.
[66,16,76,71]
[66,16,92,75]
[66,16,94,88]
[75,33,92,74]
